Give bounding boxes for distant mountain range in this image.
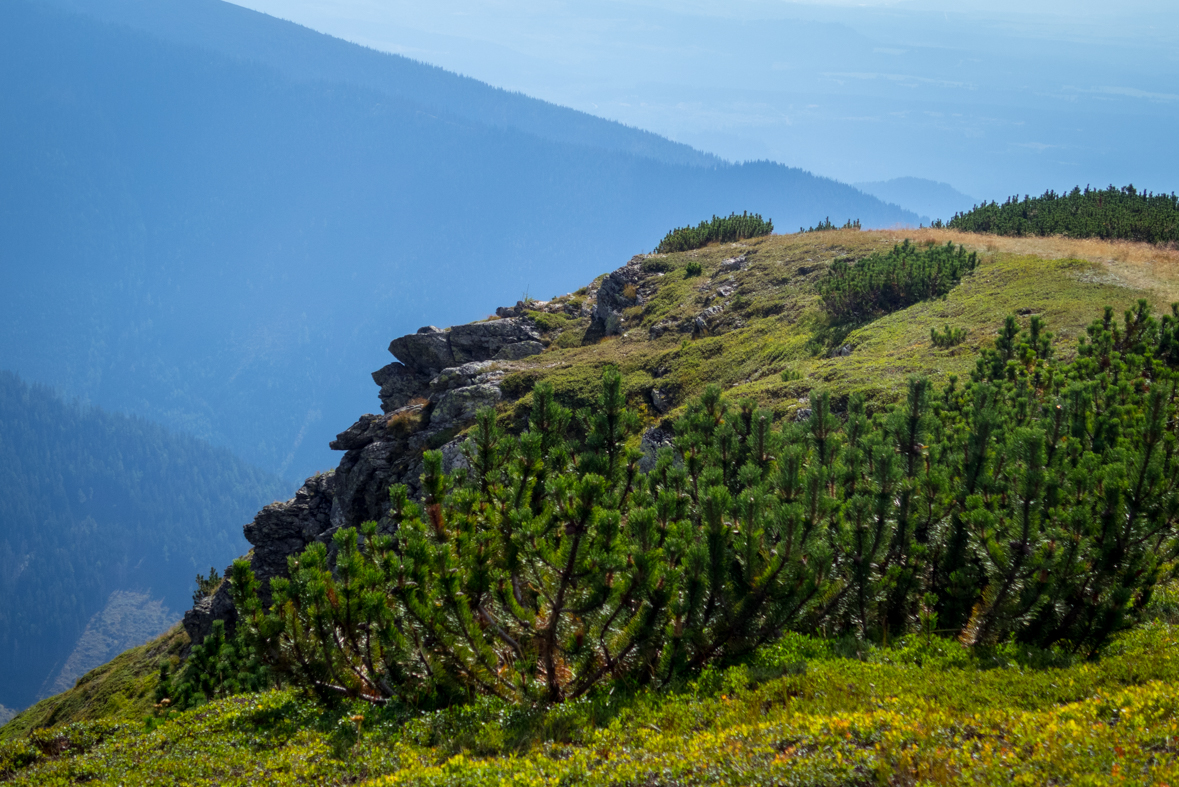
[854,178,980,224]
[0,371,287,711]
[1,0,921,484]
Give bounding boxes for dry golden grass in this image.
[880,228,1179,306]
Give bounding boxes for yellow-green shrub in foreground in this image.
[5,623,1179,785]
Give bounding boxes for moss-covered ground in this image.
[3,611,1179,785]
[0,627,187,741]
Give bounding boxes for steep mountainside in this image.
[181,226,1179,648]
[0,372,288,712]
[4,228,1178,786]
[0,0,920,485]
[40,0,719,168]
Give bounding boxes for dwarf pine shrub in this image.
[654,212,773,254]
[930,324,967,348]
[818,239,978,323]
[228,302,1179,706]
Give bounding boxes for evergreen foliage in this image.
[192,568,222,605]
[930,325,967,348]
[944,185,1179,244]
[818,240,979,323]
[229,303,1179,705]
[800,217,861,233]
[654,212,774,254]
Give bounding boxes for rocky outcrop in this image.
[373,362,428,413]
[591,256,645,335]
[183,287,635,646]
[243,473,338,599]
[450,319,541,364]
[183,473,338,644]
[430,384,503,430]
[388,318,540,376]
[388,329,455,376]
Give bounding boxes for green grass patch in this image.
[6,624,1179,785]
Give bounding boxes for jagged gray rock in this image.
[450,319,540,364]
[638,427,675,473]
[373,362,429,413]
[591,256,645,335]
[430,383,503,430]
[439,436,471,474]
[243,473,337,597]
[719,254,747,273]
[182,580,237,648]
[183,473,338,646]
[388,330,454,375]
[494,340,544,361]
[650,387,672,414]
[330,413,389,451]
[428,361,498,398]
[388,318,541,376]
[182,287,600,646]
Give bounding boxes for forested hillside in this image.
[0,0,920,484]
[0,372,288,711]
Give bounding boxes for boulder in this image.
[494,340,544,361]
[389,330,454,375]
[650,387,672,414]
[428,361,497,398]
[719,254,747,273]
[330,413,389,451]
[449,318,540,364]
[374,363,429,413]
[430,383,503,430]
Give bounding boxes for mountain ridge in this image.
[1,0,922,486]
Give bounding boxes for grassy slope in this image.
[2,228,1178,782]
[3,618,1179,785]
[503,228,1179,423]
[0,627,187,741]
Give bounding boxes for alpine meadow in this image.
[3,0,1179,783]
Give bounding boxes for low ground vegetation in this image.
[4,621,1179,785]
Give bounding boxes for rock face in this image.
[183,473,338,644]
[430,384,503,430]
[184,316,557,646]
[372,363,428,413]
[591,256,645,335]
[388,318,540,376]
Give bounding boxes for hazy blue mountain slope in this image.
[0,0,919,481]
[39,0,719,168]
[0,371,288,711]
[854,178,980,224]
